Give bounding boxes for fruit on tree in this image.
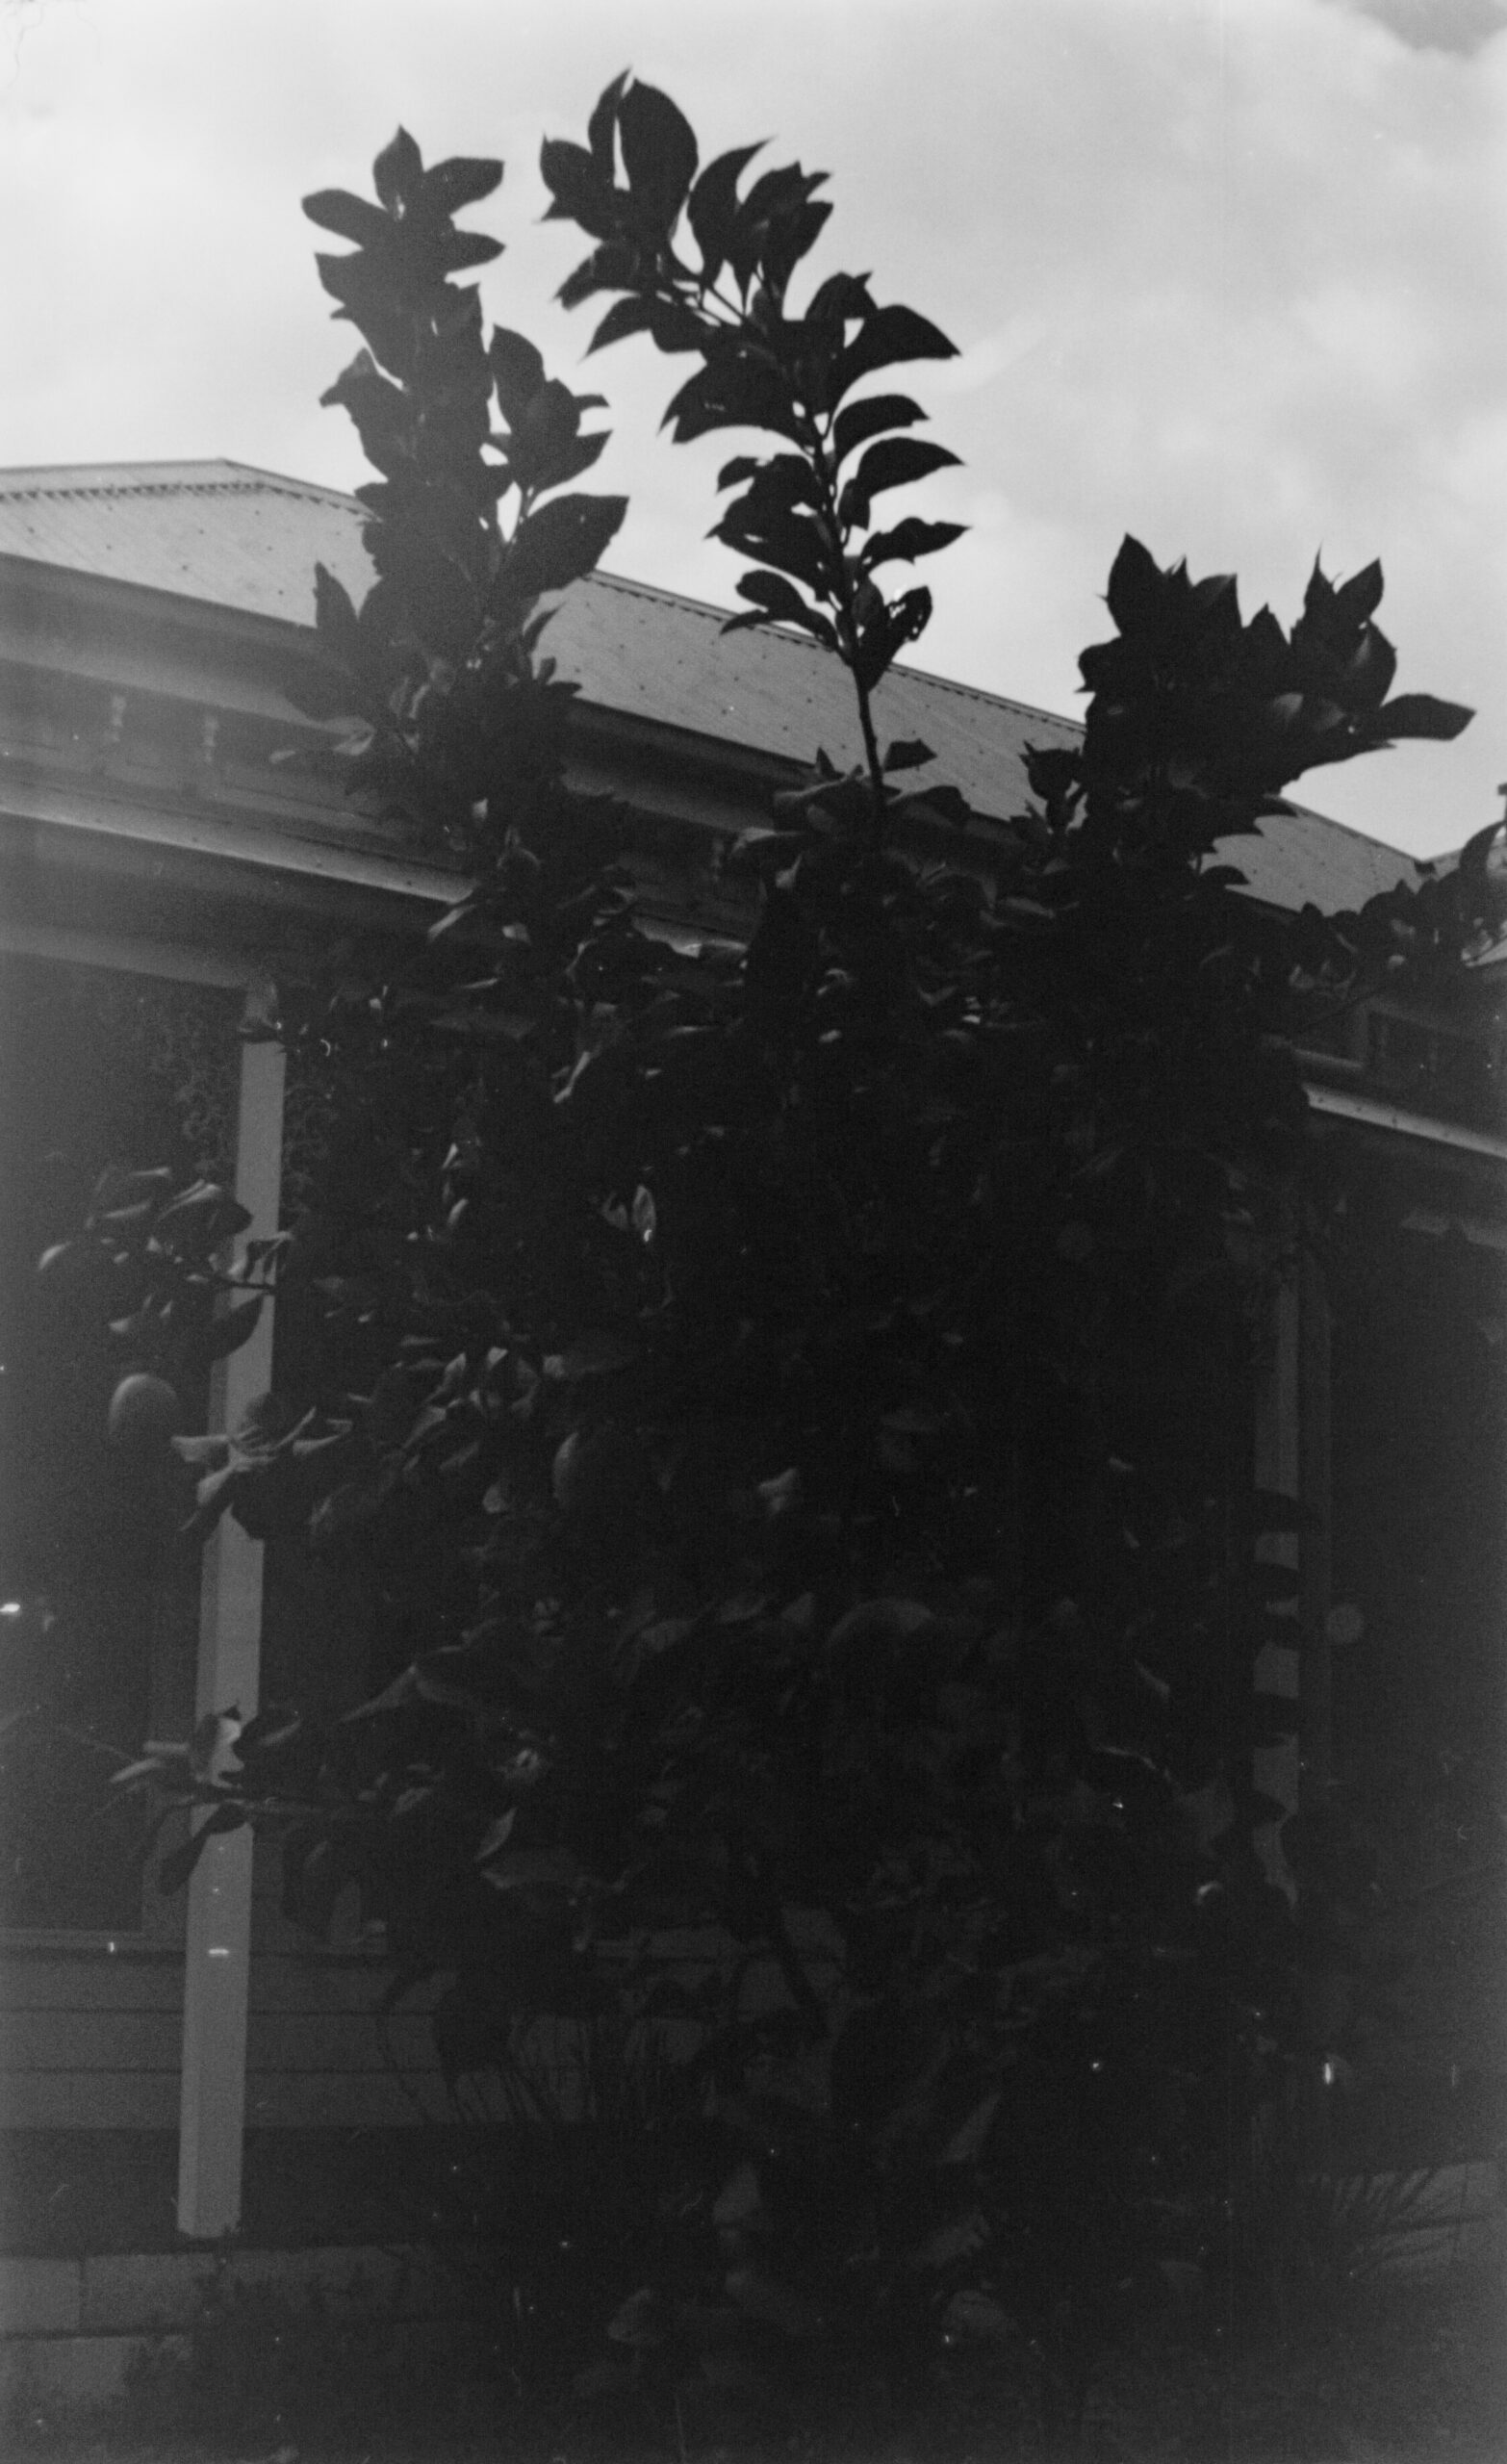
[107,1373,182,1449]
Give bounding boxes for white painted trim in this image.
[176,1022,285,2240]
[3,768,463,905]
[1401,1207,1507,1252]
[1305,1082,1507,1165]
[0,917,257,988]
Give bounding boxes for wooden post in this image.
[176,1018,284,2240]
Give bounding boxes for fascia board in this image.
[0,770,463,910]
[0,554,338,730]
[1304,1081,1507,1165]
[0,548,327,659]
[0,916,261,988]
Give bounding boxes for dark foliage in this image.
[46,85,1501,2459]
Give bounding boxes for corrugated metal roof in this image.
[0,460,369,627]
[0,459,1425,915]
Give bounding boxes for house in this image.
[0,462,1501,2383]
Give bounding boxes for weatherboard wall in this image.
[0,1915,450,2140]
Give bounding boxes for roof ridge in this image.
[0,458,366,510]
[213,460,370,507]
[1,481,285,502]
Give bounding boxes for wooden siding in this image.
[0,1909,843,2136]
[0,1949,447,2132]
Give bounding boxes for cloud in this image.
[1331,0,1507,56]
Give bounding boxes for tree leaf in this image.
[308,565,365,682]
[154,1178,252,1241]
[844,434,961,525]
[688,141,766,284]
[827,1599,934,1656]
[508,376,581,471]
[883,737,936,772]
[724,163,832,302]
[831,303,958,402]
[805,270,874,327]
[439,229,503,274]
[371,127,423,213]
[543,1330,638,1379]
[738,161,825,226]
[761,198,833,297]
[662,352,805,447]
[319,351,413,479]
[852,585,932,690]
[1106,534,1166,636]
[712,2160,768,2228]
[830,392,925,467]
[421,155,504,217]
[589,295,661,353]
[618,80,699,230]
[1371,693,1473,743]
[722,570,828,639]
[503,494,627,601]
[647,297,708,353]
[426,895,478,943]
[941,2090,1001,2165]
[858,518,965,572]
[1340,624,1396,712]
[198,1294,267,1365]
[530,428,610,489]
[723,451,826,522]
[712,502,835,599]
[556,240,638,311]
[722,603,836,649]
[473,1808,518,1862]
[1333,557,1384,626]
[916,2210,990,2269]
[302,189,393,248]
[725,2264,821,2336]
[111,1756,168,1789]
[891,781,971,826]
[490,327,546,427]
[1456,817,1507,879]
[608,2286,667,2347]
[539,138,620,240]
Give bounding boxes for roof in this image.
[0,459,1427,916]
[0,461,363,627]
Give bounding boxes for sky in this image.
[0,0,1503,859]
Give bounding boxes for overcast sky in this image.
[1,0,1503,857]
